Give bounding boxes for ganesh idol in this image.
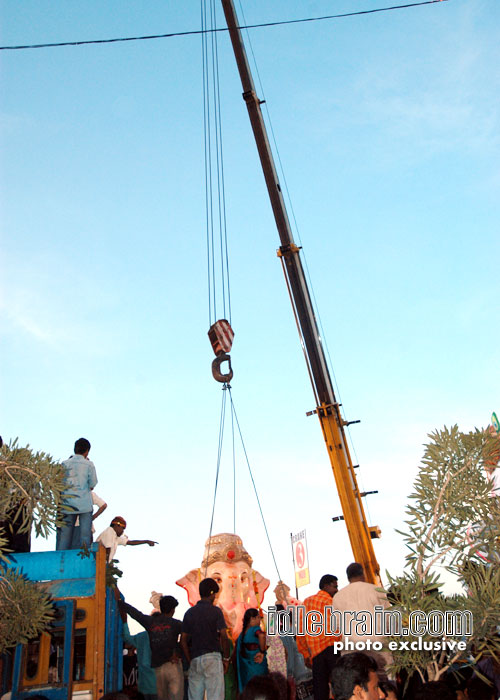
[176,533,270,640]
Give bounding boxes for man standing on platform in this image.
[181,578,230,700]
[296,574,341,700]
[57,437,97,551]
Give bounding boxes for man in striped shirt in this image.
[296,574,341,700]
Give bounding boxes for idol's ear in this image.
[176,569,201,606]
[251,569,270,604]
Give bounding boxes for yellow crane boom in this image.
[221,0,381,584]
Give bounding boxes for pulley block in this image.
[208,319,234,356]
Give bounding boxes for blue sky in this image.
[1,0,499,623]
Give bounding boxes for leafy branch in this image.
[0,438,68,553]
[387,425,500,683]
[0,438,68,652]
[0,568,55,653]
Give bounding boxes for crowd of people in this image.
[2,436,498,700]
[114,563,500,700]
[114,571,498,700]
[5,571,498,700]
[49,438,500,700]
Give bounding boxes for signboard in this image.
[292,529,310,588]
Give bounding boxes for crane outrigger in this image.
[221,0,382,584]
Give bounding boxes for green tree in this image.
[0,438,68,653]
[0,569,55,652]
[386,426,500,683]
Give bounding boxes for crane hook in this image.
[208,320,235,383]
[212,353,233,384]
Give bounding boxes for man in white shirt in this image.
[333,563,392,678]
[71,490,108,548]
[96,516,157,563]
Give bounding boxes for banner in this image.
[292,529,310,588]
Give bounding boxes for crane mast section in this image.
[317,407,381,584]
[221,1,334,406]
[221,0,380,582]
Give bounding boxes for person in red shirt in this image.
[296,574,341,700]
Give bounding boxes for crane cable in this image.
[202,0,232,327]
[201,0,238,576]
[202,0,285,588]
[205,384,283,586]
[231,396,236,533]
[228,387,283,585]
[205,386,228,576]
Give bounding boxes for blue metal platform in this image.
[3,546,99,598]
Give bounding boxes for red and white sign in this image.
[292,530,310,588]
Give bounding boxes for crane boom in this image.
[221,0,381,583]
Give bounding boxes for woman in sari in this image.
[236,608,268,692]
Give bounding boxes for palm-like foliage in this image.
[0,438,68,651]
[386,426,500,682]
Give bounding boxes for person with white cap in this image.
[96,515,157,563]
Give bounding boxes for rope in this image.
[228,387,283,583]
[231,398,236,533]
[203,0,234,575]
[204,384,283,584]
[205,386,228,576]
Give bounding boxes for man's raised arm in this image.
[118,600,151,630]
[126,539,157,547]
